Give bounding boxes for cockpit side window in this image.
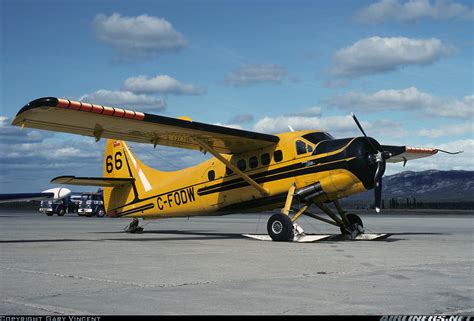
[296,140,307,155]
[302,132,334,145]
[314,138,352,154]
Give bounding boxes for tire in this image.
[57,207,66,216]
[340,213,364,234]
[96,207,105,217]
[46,212,53,216]
[267,213,294,242]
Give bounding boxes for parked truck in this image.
[39,193,80,216]
[77,190,105,217]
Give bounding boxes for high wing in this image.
[381,145,438,164]
[12,97,279,154]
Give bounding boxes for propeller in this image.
[351,113,392,213]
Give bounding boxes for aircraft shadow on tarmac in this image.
[0,231,447,244]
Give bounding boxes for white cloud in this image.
[224,64,289,87]
[355,0,474,24]
[329,36,453,78]
[79,90,166,111]
[0,115,209,192]
[252,115,360,136]
[0,122,105,192]
[93,13,186,60]
[418,122,473,138]
[327,87,473,118]
[252,114,407,141]
[0,116,52,143]
[122,75,206,95]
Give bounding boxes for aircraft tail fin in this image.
[103,140,162,216]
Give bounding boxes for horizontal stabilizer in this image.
[51,176,135,187]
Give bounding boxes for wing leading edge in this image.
[12,97,279,154]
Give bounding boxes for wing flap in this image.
[12,97,279,154]
[51,176,135,187]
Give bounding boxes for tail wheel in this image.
[57,207,66,216]
[340,213,364,234]
[97,207,105,217]
[267,213,294,242]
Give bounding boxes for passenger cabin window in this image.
[237,159,246,171]
[226,167,233,175]
[307,145,313,153]
[261,153,270,166]
[296,140,307,155]
[249,156,258,169]
[273,150,283,162]
[208,170,215,181]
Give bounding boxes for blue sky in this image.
[1,0,473,193]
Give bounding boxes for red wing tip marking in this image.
[51,98,145,121]
[80,103,92,112]
[69,101,81,110]
[406,147,438,154]
[57,98,70,108]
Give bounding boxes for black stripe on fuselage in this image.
[108,149,353,212]
[117,203,155,217]
[200,157,351,196]
[108,152,347,212]
[197,152,347,196]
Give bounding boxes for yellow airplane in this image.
[12,97,459,241]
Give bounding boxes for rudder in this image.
[103,140,162,216]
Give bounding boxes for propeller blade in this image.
[351,112,369,138]
[374,160,386,213]
[351,112,381,153]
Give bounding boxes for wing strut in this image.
[193,137,269,197]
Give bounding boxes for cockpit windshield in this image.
[302,132,334,145]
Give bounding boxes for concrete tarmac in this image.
[0,210,472,315]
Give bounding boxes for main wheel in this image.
[57,206,66,216]
[340,213,364,234]
[267,213,294,242]
[46,212,53,216]
[96,207,105,217]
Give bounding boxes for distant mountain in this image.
[349,170,474,202]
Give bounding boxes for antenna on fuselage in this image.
[288,125,295,132]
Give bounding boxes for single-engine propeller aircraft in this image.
[12,97,461,241]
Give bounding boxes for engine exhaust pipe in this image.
[295,183,323,201]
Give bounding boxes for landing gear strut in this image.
[266,184,365,242]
